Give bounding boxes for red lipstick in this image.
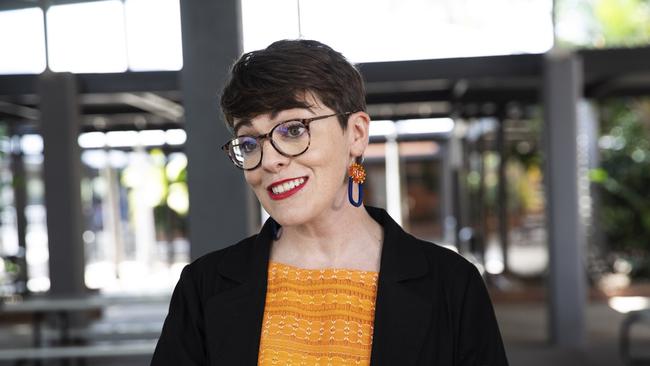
[267,176,308,200]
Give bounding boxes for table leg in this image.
[59,311,71,366]
[32,312,44,366]
[32,312,43,347]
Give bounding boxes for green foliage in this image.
[557,0,650,48]
[595,0,650,46]
[563,0,650,275]
[594,99,650,258]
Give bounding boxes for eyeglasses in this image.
[221,112,351,170]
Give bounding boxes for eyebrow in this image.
[233,119,253,135]
[232,107,317,135]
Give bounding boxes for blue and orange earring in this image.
[348,161,366,207]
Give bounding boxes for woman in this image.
[151,39,508,366]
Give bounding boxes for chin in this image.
[262,202,317,227]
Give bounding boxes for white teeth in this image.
[271,178,306,195]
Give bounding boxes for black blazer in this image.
[151,206,508,365]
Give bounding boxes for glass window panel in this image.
[241,0,300,53]
[242,0,553,62]
[47,0,128,73]
[125,0,183,71]
[0,8,46,74]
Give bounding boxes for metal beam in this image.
[0,0,106,12]
[0,100,39,120]
[358,53,544,83]
[580,46,650,85]
[4,47,650,101]
[0,0,39,11]
[0,72,179,96]
[109,93,183,122]
[0,75,37,96]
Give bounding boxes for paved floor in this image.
[497,302,630,366]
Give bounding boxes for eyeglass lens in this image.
[228,120,311,169]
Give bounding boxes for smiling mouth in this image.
[268,177,308,200]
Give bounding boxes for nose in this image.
[260,139,290,172]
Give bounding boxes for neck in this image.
[270,203,383,271]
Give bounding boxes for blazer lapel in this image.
[204,219,275,366]
[202,207,432,366]
[367,207,433,366]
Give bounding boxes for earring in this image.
[348,162,366,207]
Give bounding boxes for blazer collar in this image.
[205,219,274,365]
[211,206,432,366]
[215,216,274,285]
[216,206,429,284]
[365,206,432,366]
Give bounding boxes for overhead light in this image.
[609,296,650,314]
[106,131,139,147]
[166,129,186,145]
[78,132,106,149]
[139,130,166,146]
[20,134,43,155]
[369,120,396,137]
[397,118,455,135]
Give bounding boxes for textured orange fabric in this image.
[258,262,379,366]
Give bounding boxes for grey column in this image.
[38,72,85,296]
[10,126,29,294]
[180,0,250,260]
[578,101,601,262]
[542,52,587,347]
[440,142,456,245]
[496,119,509,272]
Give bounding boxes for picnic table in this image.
[620,308,650,366]
[0,294,169,365]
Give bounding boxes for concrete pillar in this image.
[440,142,456,246]
[179,0,250,259]
[10,127,29,295]
[38,72,86,296]
[543,51,587,347]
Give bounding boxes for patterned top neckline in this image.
[268,260,379,274]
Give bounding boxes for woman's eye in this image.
[237,138,258,153]
[279,123,306,138]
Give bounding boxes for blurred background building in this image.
[0,0,650,365]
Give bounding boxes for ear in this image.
[347,111,371,160]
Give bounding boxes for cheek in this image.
[308,149,349,186]
[244,171,262,190]
[311,132,350,164]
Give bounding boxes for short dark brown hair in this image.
[220,39,366,130]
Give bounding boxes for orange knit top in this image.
[258,261,379,366]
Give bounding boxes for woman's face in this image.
[236,95,368,227]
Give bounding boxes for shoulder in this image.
[410,235,479,277]
[407,235,484,296]
[188,233,258,271]
[176,233,259,297]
